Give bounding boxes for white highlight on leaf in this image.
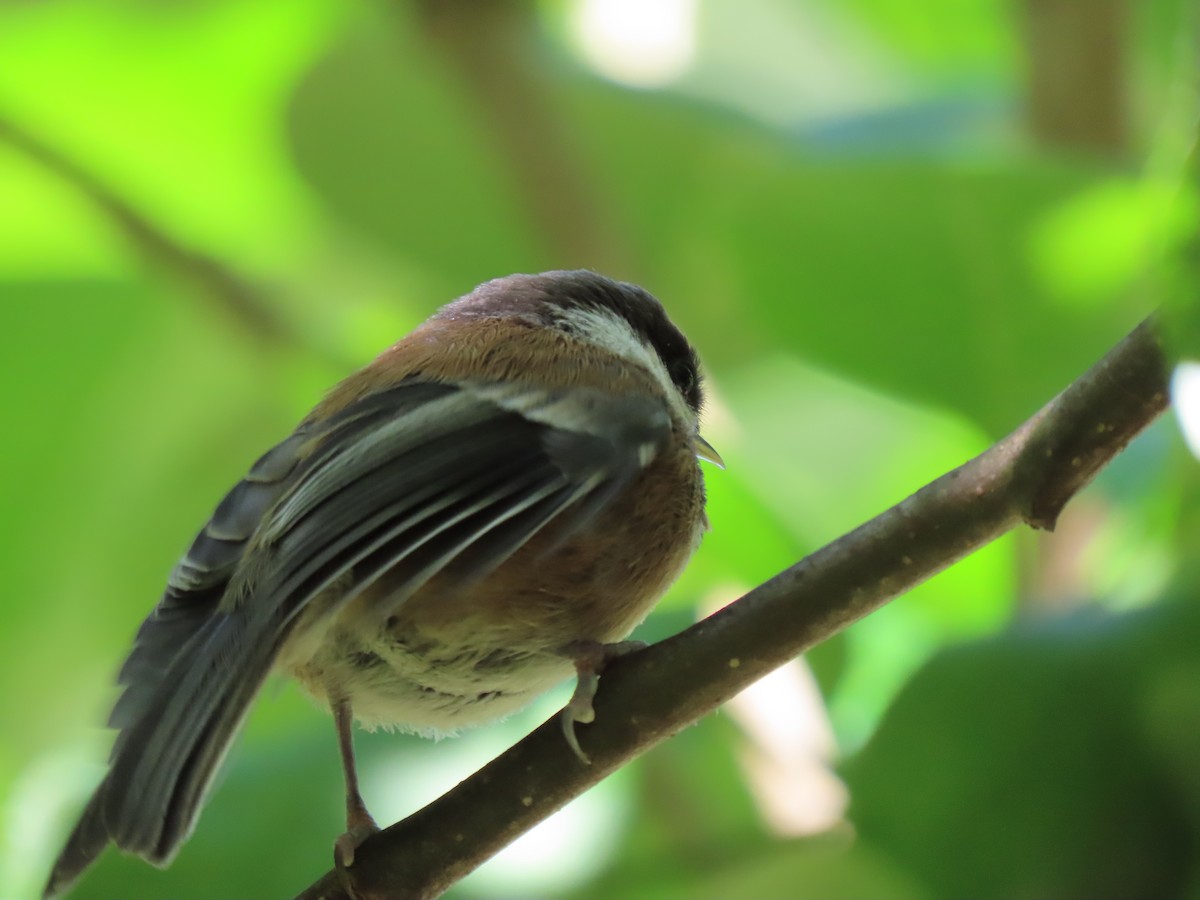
[1171,362,1200,459]
[570,0,697,88]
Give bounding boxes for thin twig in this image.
[0,113,308,354]
[296,319,1169,900]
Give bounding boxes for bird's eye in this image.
[669,359,696,395]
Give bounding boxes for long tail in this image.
[43,608,276,898]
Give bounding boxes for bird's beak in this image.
[693,434,725,469]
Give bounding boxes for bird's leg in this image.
[558,639,646,765]
[332,696,379,868]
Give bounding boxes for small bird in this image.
[45,270,717,896]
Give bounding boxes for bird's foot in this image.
[334,812,380,869]
[559,639,647,764]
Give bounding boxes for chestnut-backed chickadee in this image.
[46,270,718,896]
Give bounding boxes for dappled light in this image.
[2,2,1196,898]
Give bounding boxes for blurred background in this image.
[3,0,1198,897]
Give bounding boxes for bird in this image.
[44,269,718,896]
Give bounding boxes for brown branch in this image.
[1019,0,1130,156]
[0,113,319,357]
[296,317,1169,900]
[411,0,635,275]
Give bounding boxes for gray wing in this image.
[45,378,670,896]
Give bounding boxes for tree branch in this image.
[296,317,1169,900]
[0,113,315,356]
[1019,0,1130,156]
[411,0,635,275]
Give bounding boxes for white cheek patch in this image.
[568,307,696,431]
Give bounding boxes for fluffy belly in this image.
[288,619,575,734]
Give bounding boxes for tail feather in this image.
[43,611,278,898]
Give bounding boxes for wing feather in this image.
[46,378,672,896]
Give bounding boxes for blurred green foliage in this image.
[1,1,1196,898]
